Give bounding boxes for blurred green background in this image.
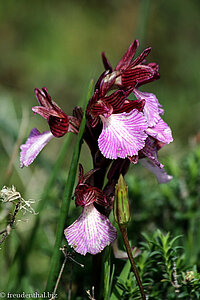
[0,0,200,298]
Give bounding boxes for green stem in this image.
[45,80,93,293]
[104,246,115,300]
[136,0,151,49]
[119,225,146,300]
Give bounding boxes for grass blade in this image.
[45,79,93,292]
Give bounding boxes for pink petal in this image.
[146,117,173,144]
[20,128,54,167]
[64,204,117,255]
[140,158,173,184]
[133,89,162,127]
[98,110,148,159]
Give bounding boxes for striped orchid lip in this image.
[65,164,117,255]
[64,203,117,255]
[98,109,148,160]
[20,128,54,168]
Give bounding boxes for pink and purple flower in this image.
[20,88,80,167]
[64,165,117,255]
[19,40,174,256]
[86,40,173,183]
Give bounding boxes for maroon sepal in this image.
[73,106,83,122]
[75,185,96,207]
[78,164,100,184]
[75,164,109,207]
[32,106,61,119]
[130,47,151,68]
[88,115,100,128]
[35,87,52,108]
[34,87,73,137]
[75,184,109,207]
[147,62,159,72]
[90,100,113,118]
[102,52,113,72]
[104,90,126,110]
[95,70,109,92]
[136,71,160,87]
[122,65,156,87]
[87,90,98,115]
[100,71,120,97]
[88,90,126,118]
[115,40,139,71]
[35,87,64,114]
[78,163,84,183]
[113,99,145,114]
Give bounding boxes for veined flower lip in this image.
[98,109,148,160]
[20,128,54,168]
[64,203,117,255]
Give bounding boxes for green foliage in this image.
[113,230,200,299]
[127,145,200,267]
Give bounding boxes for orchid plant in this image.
[20,40,173,298]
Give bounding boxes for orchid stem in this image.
[119,225,146,300]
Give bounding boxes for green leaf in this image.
[45,79,93,292]
[110,259,131,300]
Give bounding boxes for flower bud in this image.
[114,174,130,226]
